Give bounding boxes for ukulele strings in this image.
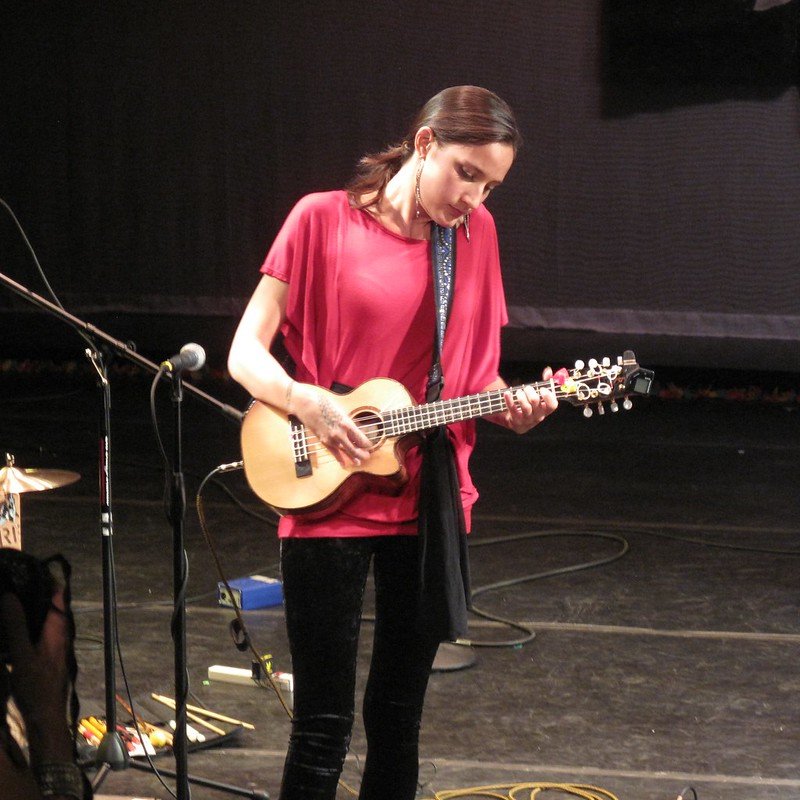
[296,372,620,464]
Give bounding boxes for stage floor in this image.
[2,365,798,800]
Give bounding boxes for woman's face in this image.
[416,134,515,227]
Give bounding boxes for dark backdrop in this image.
[1,1,799,371]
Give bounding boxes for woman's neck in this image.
[369,161,431,240]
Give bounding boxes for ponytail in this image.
[346,141,412,211]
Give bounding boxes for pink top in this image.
[261,190,508,537]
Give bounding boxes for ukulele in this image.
[240,349,653,517]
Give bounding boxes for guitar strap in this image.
[425,224,455,404]
[417,224,471,643]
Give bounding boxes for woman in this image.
[228,85,558,800]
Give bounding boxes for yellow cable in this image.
[423,782,620,800]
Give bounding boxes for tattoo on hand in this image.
[318,396,343,428]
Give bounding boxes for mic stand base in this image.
[94,731,129,775]
[431,641,477,672]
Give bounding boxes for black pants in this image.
[278,536,441,800]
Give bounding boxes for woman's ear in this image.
[414,126,435,157]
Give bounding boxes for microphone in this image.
[161,343,206,373]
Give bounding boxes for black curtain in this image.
[2,2,799,369]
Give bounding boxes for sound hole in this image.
[352,409,385,450]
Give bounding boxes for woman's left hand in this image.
[501,366,559,434]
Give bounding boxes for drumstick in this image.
[150,692,255,730]
[149,694,226,736]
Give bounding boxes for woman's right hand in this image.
[287,382,373,468]
[228,276,372,468]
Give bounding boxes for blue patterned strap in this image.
[427,224,456,403]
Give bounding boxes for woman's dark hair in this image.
[347,85,522,210]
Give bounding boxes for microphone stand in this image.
[1,270,269,799]
[88,345,129,778]
[168,366,190,800]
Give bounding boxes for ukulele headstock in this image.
[556,349,654,417]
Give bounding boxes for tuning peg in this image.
[602,357,611,367]
[583,405,593,418]
[588,358,598,370]
[623,397,633,411]
[574,359,585,371]
[597,402,605,415]
[610,401,619,412]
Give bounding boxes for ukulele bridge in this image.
[289,416,313,478]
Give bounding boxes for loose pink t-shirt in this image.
[260,190,508,537]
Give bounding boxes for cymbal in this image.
[0,465,81,494]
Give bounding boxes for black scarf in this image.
[416,224,471,642]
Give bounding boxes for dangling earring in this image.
[463,212,471,243]
[414,157,425,219]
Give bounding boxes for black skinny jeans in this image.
[278,535,441,800]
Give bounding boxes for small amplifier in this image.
[218,575,283,610]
